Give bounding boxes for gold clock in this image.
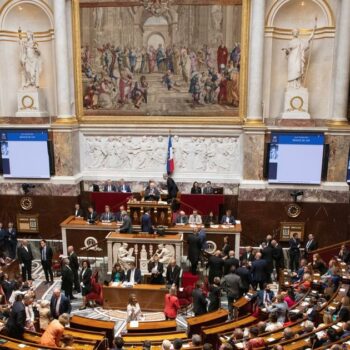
[290,96,304,111]
[20,197,33,211]
[21,95,34,109]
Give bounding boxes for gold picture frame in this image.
[71,0,250,124]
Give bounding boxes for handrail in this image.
[312,239,350,255]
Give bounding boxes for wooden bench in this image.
[203,315,257,346]
[122,331,188,344]
[69,315,114,347]
[126,320,177,333]
[22,328,106,350]
[0,334,63,350]
[187,309,228,337]
[22,330,96,350]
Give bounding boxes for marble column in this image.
[246,0,266,122]
[331,0,350,123]
[54,0,72,118]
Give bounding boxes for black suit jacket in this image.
[50,294,72,318]
[6,228,17,242]
[6,300,26,338]
[224,257,240,275]
[104,184,117,192]
[208,255,224,281]
[126,268,142,284]
[17,245,33,264]
[141,213,153,233]
[61,266,74,291]
[305,240,318,254]
[40,246,53,263]
[167,177,179,199]
[148,261,164,283]
[74,208,84,217]
[69,252,79,271]
[251,259,268,283]
[166,265,181,286]
[187,234,201,264]
[273,245,285,269]
[289,238,301,254]
[192,288,207,315]
[261,246,274,273]
[86,211,98,222]
[236,266,252,292]
[80,268,92,287]
[191,187,202,194]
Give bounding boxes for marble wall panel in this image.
[326,134,350,182]
[243,132,265,180]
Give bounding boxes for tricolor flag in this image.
[167,135,174,174]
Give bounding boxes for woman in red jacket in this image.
[164,286,180,320]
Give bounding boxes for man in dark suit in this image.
[115,205,126,222]
[5,294,26,339]
[0,222,6,255]
[271,240,285,281]
[50,288,72,319]
[166,259,181,287]
[86,206,98,223]
[175,211,188,224]
[68,245,80,293]
[40,239,54,284]
[187,229,201,275]
[118,179,131,193]
[126,261,142,284]
[236,260,252,294]
[61,258,74,300]
[203,181,213,194]
[17,240,33,281]
[251,252,268,290]
[119,211,132,233]
[104,179,116,192]
[141,209,154,233]
[144,181,160,201]
[192,281,207,316]
[261,242,274,283]
[240,246,255,263]
[100,205,115,222]
[148,255,164,284]
[224,250,240,275]
[73,203,84,218]
[289,232,301,272]
[221,266,243,319]
[6,221,17,259]
[221,209,236,225]
[208,250,224,283]
[163,173,179,201]
[304,234,318,258]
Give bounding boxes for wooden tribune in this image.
[103,284,168,311]
[126,320,177,333]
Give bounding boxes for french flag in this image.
[167,135,174,174]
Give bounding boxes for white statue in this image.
[18,29,42,89]
[117,243,135,269]
[153,244,174,265]
[282,20,317,89]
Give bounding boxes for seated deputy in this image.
[144,181,160,201]
[100,205,115,222]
